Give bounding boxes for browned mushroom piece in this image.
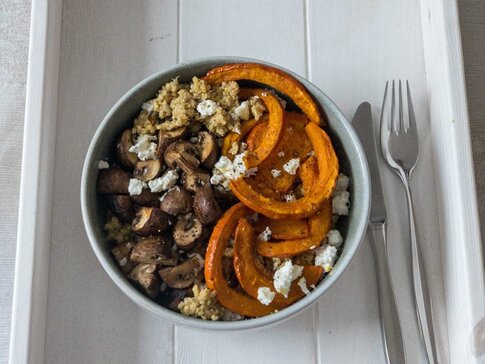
[108,195,135,223]
[128,263,161,299]
[157,127,187,157]
[173,214,203,251]
[130,189,160,207]
[212,185,237,209]
[160,186,193,215]
[193,184,222,225]
[158,254,204,289]
[133,159,163,181]
[181,169,210,193]
[116,129,138,170]
[130,236,178,266]
[132,207,172,236]
[161,288,193,311]
[196,131,219,169]
[111,242,137,274]
[187,121,202,136]
[164,141,200,174]
[97,168,130,194]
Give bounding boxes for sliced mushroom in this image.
[130,189,160,207]
[181,169,210,193]
[108,195,135,223]
[193,184,222,225]
[159,255,204,289]
[132,207,171,236]
[164,141,200,174]
[130,236,178,266]
[133,159,163,181]
[116,129,138,170]
[160,186,193,215]
[128,263,161,299]
[157,127,187,157]
[111,242,137,274]
[161,288,193,311]
[173,214,203,251]
[196,131,219,169]
[97,168,130,194]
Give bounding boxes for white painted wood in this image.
[420,0,485,362]
[307,0,449,362]
[40,1,178,363]
[176,1,318,363]
[8,0,485,363]
[8,0,62,363]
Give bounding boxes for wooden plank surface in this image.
[2,0,485,362]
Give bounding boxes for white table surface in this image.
[1,0,484,362]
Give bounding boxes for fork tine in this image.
[398,80,404,133]
[406,81,417,133]
[391,80,397,133]
[380,81,390,131]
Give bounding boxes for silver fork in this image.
[380,80,438,364]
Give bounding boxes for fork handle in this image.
[368,223,406,364]
[403,179,439,364]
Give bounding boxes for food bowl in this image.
[80,56,370,330]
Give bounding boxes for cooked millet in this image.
[178,285,225,321]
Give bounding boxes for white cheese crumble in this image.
[297,277,310,295]
[257,287,276,305]
[284,193,296,202]
[141,101,154,113]
[197,99,218,117]
[98,160,109,169]
[271,169,281,178]
[119,257,128,267]
[327,229,344,248]
[335,174,350,191]
[258,227,272,241]
[211,152,253,189]
[148,169,179,193]
[283,158,300,175]
[273,260,304,298]
[128,178,147,196]
[234,101,250,121]
[277,151,285,158]
[332,190,350,215]
[272,258,282,270]
[315,245,338,272]
[129,134,157,161]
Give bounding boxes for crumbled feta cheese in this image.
[232,152,248,178]
[148,170,179,192]
[298,277,310,295]
[228,142,239,155]
[327,229,344,248]
[335,174,350,191]
[258,227,272,241]
[271,169,282,178]
[98,160,109,169]
[310,284,316,289]
[332,190,350,215]
[284,193,296,202]
[128,178,147,196]
[129,134,158,161]
[315,245,338,272]
[197,99,218,117]
[257,287,276,305]
[211,152,254,189]
[273,260,304,298]
[234,101,250,121]
[277,151,285,158]
[141,101,154,113]
[283,158,300,175]
[119,257,128,267]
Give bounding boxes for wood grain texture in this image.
[43,1,177,363]
[0,1,30,363]
[175,2,318,363]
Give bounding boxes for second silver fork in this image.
[380,80,438,364]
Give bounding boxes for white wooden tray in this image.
[9,0,485,363]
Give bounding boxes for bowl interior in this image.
[81,56,370,330]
